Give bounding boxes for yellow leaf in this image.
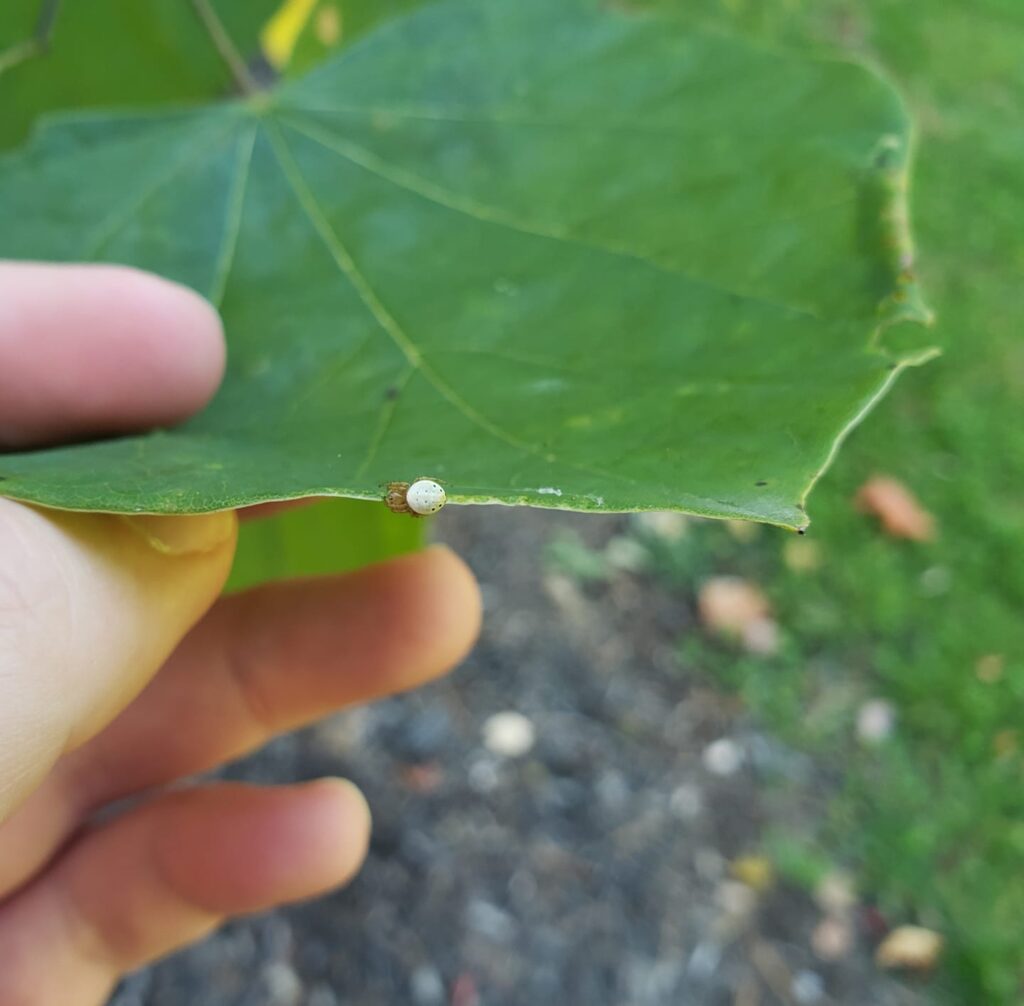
[875,926,944,970]
[262,0,320,69]
[730,855,775,892]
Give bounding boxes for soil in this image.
[111,508,924,1006]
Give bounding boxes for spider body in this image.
[385,478,447,516]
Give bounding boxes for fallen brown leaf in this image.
[698,577,778,655]
[699,576,770,633]
[875,925,944,971]
[856,476,936,541]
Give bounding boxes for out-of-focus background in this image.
[11,0,1016,1002]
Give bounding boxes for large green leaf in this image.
[0,0,933,530]
[0,0,279,149]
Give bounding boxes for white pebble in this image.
[792,969,826,1005]
[634,510,689,542]
[482,711,535,758]
[409,965,445,1005]
[702,737,744,776]
[857,699,896,744]
[669,783,704,821]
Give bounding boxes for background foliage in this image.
[552,1,1024,1000]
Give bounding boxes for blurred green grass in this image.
[632,2,1024,1000]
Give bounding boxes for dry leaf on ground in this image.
[875,925,944,970]
[856,476,936,541]
[698,577,779,655]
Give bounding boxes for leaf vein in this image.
[264,123,560,468]
[208,125,257,308]
[280,113,818,320]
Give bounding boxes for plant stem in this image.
[0,0,60,77]
[190,0,259,96]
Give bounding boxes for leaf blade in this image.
[0,0,934,528]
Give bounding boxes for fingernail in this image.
[120,511,237,556]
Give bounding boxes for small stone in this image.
[409,965,445,1005]
[694,847,725,881]
[633,510,689,542]
[811,915,854,961]
[742,616,780,656]
[467,756,501,794]
[482,711,536,758]
[814,871,857,915]
[307,985,339,1006]
[604,535,649,571]
[715,880,758,921]
[857,699,896,744]
[391,707,450,762]
[260,962,302,1006]
[686,941,722,979]
[595,769,630,814]
[668,783,703,821]
[791,969,826,1005]
[466,899,518,943]
[702,737,744,776]
[919,565,952,596]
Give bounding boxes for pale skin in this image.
[0,262,482,1006]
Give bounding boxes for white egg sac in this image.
[406,479,446,515]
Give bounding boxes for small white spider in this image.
[385,477,447,517]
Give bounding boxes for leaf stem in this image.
[190,0,260,96]
[0,0,60,77]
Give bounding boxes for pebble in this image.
[409,965,445,1005]
[857,699,896,744]
[466,898,518,943]
[742,616,780,656]
[633,510,689,542]
[396,707,451,761]
[811,915,854,961]
[604,535,649,571]
[714,880,758,923]
[467,755,502,793]
[482,711,536,757]
[595,768,630,814]
[702,737,744,776]
[686,940,722,979]
[260,962,302,1006]
[307,985,339,1006]
[791,969,826,1004]
[814,871,857,915]
[669,782,703,821]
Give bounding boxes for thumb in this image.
[0,501,237,821]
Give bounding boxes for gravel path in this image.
[112,508,923,1006]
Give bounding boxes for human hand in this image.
[0,263,481,1005]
